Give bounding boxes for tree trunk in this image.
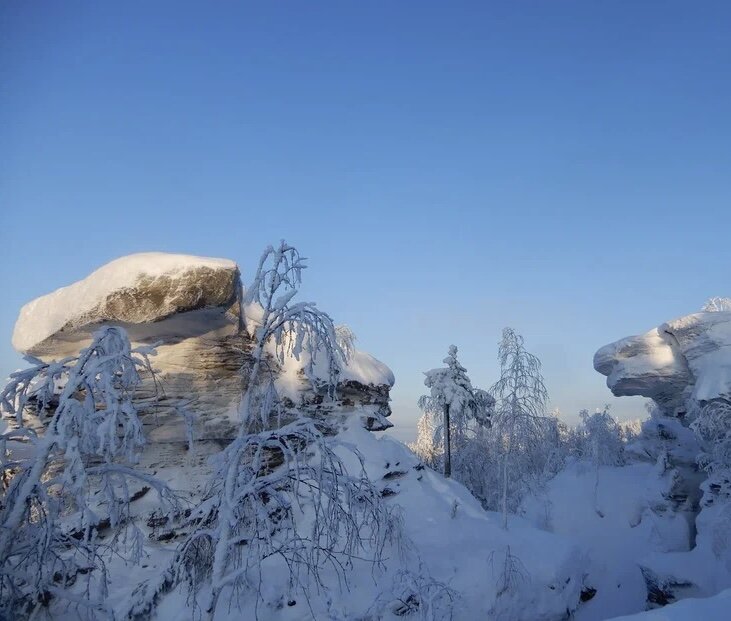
[593,438,601,516]
[444,403,451,478]
[501,454,509,530]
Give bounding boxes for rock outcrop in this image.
[13,253,247,443]
[11,252,395,451]
[594,311,731,416]
[594,308,731,604]
[13,253,243,355]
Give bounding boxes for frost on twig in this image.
[702,297,731,312]
[369,567,458,621]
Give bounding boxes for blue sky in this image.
[2,2,730,440]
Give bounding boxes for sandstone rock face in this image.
[13,253,247,444]
[593,311,731,415]
[13,252,242,355]
[11,252,394,451]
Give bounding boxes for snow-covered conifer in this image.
[418,346,493,477]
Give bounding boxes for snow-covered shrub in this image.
[692,400,731,505]
[619,418,644,444]
[369,568,458,620]
[577,406,624,464]
[682,400,731,575]
[0,327,177,620]
[175,417,402,618]
[462,413,566,519]
[489,545,529,619]
[334,324,357,361]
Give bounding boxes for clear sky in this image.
[2,2,730,441]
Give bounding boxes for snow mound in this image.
[522,462,691,620]
[341,347,395,386]
[13,252,239,353]
[244,301,395,394]
[607,588,731,620]
[122,419,588,621]
[336,424,587,621]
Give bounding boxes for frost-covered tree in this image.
[702,297,731,312]
[409,413,440,468]
[134,242,401,620]
[541,411,570,478]
[490,328,549,529]
[418,346,493,477]
[239,241,344,430]
[0,327,176,620]
[686,401,731,565]
[578,406,624,516]
[618,418,643,444]
[335,324,357,361]
[692,400,731,502]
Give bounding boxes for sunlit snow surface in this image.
[109,421,586,621]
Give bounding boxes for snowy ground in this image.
[522,462,691,620]
[608,588,731,620]
[97,418,590,621]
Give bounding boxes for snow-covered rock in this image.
[11,253,395,446]
[13,252,242,354]
[593,308,731,612]
[593,311,731,415]
[12,253,248,448]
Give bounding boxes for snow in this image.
[124,418,588,621]
[522,462,690,620]
[244,301,395,397]
[336,423,587,617]
[10,253,731,620]
[341,347,396,385]
[12,252,238,353]
[607,588,731,620]
[271,338,395,399]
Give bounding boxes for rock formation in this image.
[11,252,395,455]
[594,308,731,603]
[594,311,731,418]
